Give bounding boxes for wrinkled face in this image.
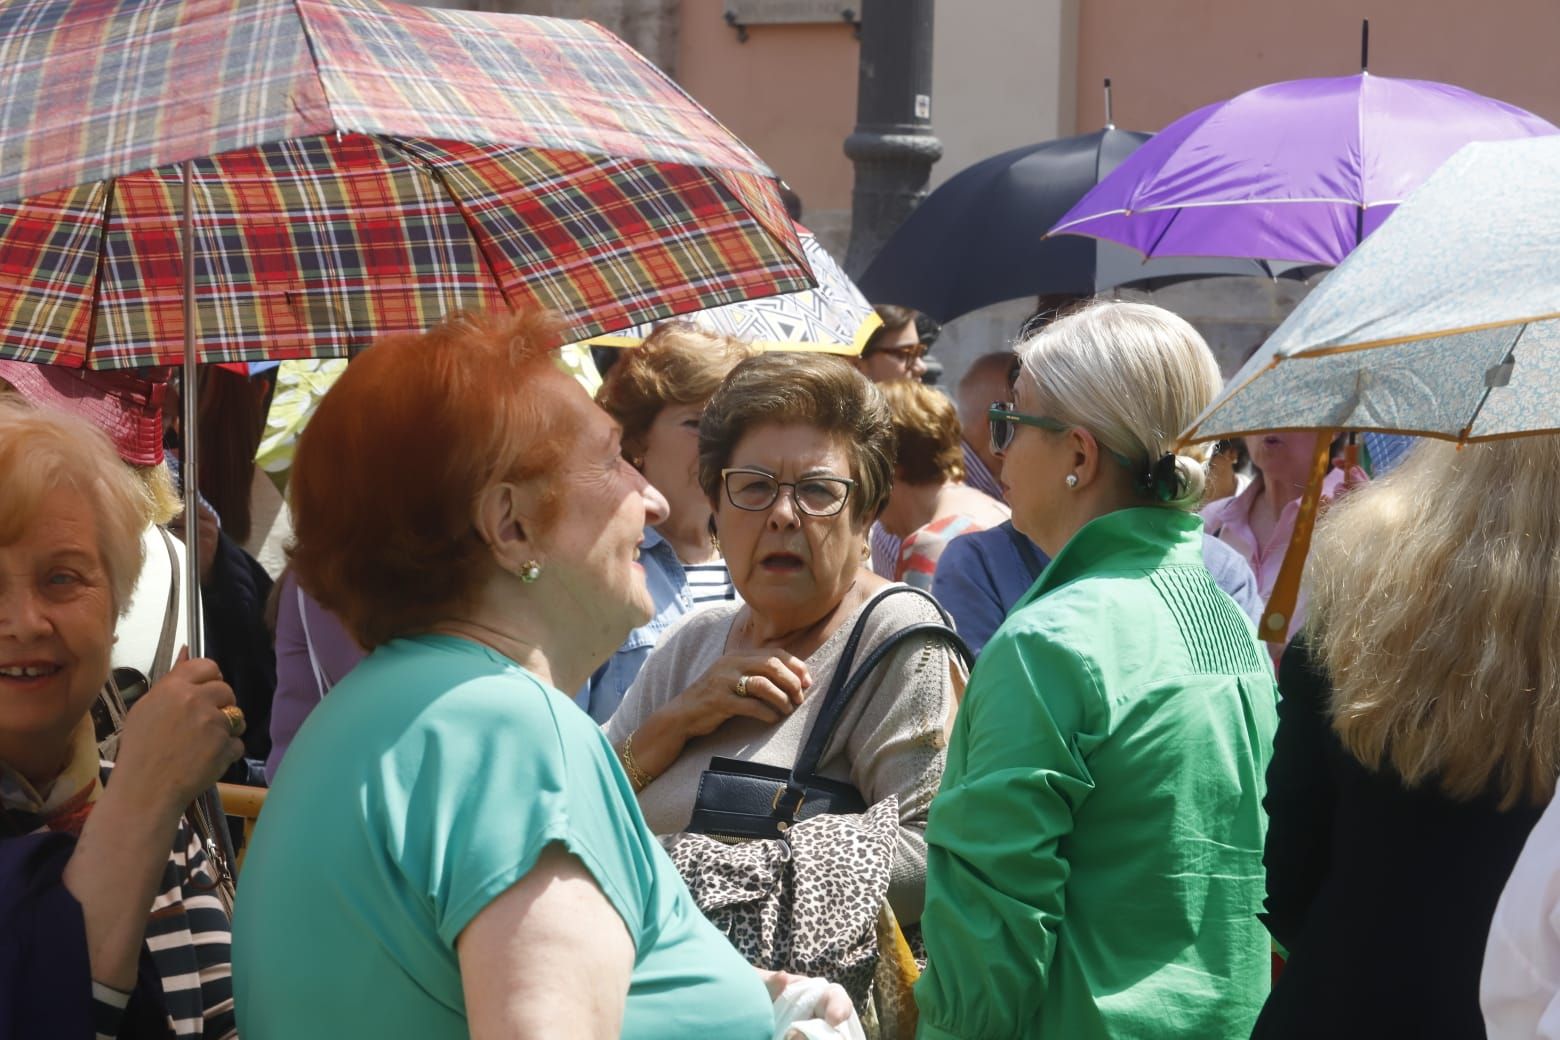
[638,399,708,531]
[857,323,926,383]
[532,374,668,643]
[0,488,115,759]
[1245,431,1326,484]
[715,422,867,621]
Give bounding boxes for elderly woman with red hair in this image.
[231,312,850,1039]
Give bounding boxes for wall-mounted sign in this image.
[724,2,860,26]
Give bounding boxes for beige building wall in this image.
[676,1,860,255]
[1075,0,1560,133]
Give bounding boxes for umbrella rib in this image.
[1456,325,1527,443]
[291,0,342,128]
[376,135,518,313]
[82,177,119,365]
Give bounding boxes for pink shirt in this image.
[1202,468,1345,652]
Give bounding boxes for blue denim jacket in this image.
[574,526,697,724]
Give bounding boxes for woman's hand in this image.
[670,650,813,738]
[622,650,812,782]
[111,652,245,823]
[759,969,856,1027]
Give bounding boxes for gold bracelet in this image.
[619,731,653,793]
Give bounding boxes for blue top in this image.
[232,634,773,1040]
[931,519,1263,655]
[576,526,700,724]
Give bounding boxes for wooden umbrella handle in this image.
[1259,434,1336,646]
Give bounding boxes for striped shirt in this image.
[961,440,1005,500]
[683,560,736,604]
[17,766,239,1040]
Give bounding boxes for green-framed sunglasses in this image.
[986,403,1135,470]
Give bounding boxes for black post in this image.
[843,0,941,279]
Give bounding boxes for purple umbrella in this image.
[1049,73,1557,266]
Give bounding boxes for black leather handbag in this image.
[686,585,972,841]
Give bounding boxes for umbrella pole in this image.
[180,160,202,658]
[1259,432,1335,647]
[180,159,240,885]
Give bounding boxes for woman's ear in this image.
[473,480,541,571]
[1068,426,1104,487]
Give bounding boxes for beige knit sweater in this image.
[604,587,964,922]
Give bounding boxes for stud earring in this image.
[1065,474,1079,489]
[518,560,542,583]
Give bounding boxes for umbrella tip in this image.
[1103,77,1115,129]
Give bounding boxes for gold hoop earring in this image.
[518,560,542,583]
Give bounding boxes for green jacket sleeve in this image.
[915,624,1101,1039]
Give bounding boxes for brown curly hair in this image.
[698,353,895,523]
[595,323,755,461]
[877,379,965,486]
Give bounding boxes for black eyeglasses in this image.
[987,401,1068,454]
[721,468,856,517]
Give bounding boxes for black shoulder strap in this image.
[774,586,972,817]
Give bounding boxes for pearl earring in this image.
[518,560,542,583]
[1065,474,1079,489]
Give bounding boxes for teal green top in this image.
[915,508,1277,1040]
[232,634,773,1040]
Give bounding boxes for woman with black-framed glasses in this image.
[605,352,966,930]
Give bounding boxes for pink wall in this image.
[676,0,859,214]
[1076,0,1560,132]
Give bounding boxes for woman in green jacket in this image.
[916,301,1277,1039]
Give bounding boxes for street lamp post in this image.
[843,0,942,279]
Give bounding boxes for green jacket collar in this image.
[1018,507,1205,611]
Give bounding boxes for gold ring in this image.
[221,705,246,737]
[734,675,751,698]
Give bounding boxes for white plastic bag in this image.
[771,976,867,1040]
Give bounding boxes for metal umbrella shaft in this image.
[180,159,240,885]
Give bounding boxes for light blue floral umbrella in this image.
[1179,133,1560,646]
[1182,133,1560,447]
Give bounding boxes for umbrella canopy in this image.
[1052,74,1557,266]
[583,225,878,354]
[856,129,1273,324]
[0,0,810,368]
[1181,134,1560,447]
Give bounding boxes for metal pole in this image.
[843,0,942,279]
[180,160,202,658]
[181,159,240,886]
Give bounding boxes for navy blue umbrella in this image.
[858,127,1288,324]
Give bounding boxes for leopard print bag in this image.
[663,796,899,1011]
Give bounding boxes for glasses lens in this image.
[795,478,850,516]
[989,403,1014,453]
[726,471,778,510]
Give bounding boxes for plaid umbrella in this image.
[581,225,880,355]
[0,0,811,368]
